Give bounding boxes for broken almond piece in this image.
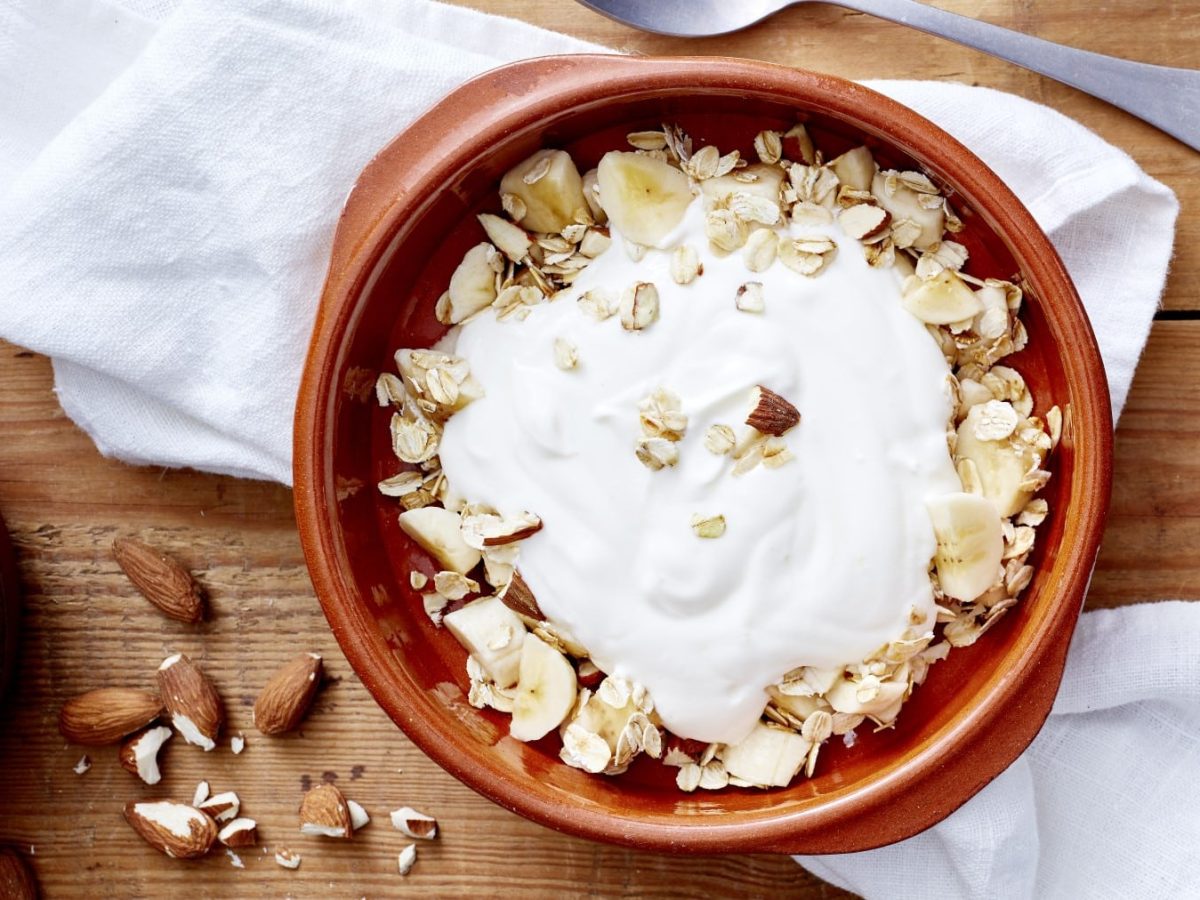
[157,653,224,751]
[119,724,173,785]
[112,537,205,623]
[500,571,544,621]
[253,652,323,736]
[275,847,302,869]
[124,800,217,859]
[348,800,370,831]
[838,202,890,240]
[398,843,418,876]
[217,817,257,848]
[298,783,352,839]
[199,791,240,824]
[58,687,162,746]
[745,386,801,436]
[390,807,438,840]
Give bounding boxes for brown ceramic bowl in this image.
[294,55,1113,854]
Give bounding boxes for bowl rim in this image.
[294,54,1113,854]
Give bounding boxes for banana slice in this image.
[871,170,945,250]
[956,404,1036,516]
[446,243,500,324]
[443,595,527,689]
[596,151,693,247]
[829,146,877,192]
[499,149,589,234]
[510,634,578,742]
[700,163,785,207]
[720,723,811,788]
[901,269,983,325]
[926,492,1003,603]
[397,507,481,575]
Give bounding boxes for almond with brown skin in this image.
[0,846,37,900]
[124,800,217,859]
[389,806,438,840]
[112,538,205,623]
[298,783,352,838]
[217,818,257,848]
[499,571,543,621]
[745,386,801,436]
[58,688,162,745]
[118,724,173,784]
[253,652,322,735]
[157,653,224,751]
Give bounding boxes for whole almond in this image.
[298,783,352,838]
[58,688,162,745]
[253,652,322,736]
[157,653,224,751]
[113,538,205,623]
[123,800,217,859]
[0,847,37,900]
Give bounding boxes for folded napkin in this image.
[0,0,1184,895]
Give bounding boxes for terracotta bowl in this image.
[294,55,1113,854]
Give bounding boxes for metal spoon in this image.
[577,0,1200,152]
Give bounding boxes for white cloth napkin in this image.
[0,0,1185,895]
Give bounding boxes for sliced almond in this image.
[217,817,257,848]
[118,724,173,785]
[390,807,438,840]
[157,653,224,751]
[112,537,205,623]
[735,282,765,313]
[124,800,217,859]
[253,652,323,736]
[298,783,352,839]
[745,386,801,436]
[58,688,162,746]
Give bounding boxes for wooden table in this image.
[1,1,1196,896]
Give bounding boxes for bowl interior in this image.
[304,63,1108,853]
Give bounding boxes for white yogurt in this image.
[439,200,961,744]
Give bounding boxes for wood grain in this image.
[0,1,1196,896]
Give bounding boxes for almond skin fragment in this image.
[499,571,543,621]
[157,653,224,751]
[0,846,37,900]
[58,688,163,745]
[253,652,323,735]
[112,537,205,623]
[299,783,352,839]
[745,386,801,436]
[123,800,217,859]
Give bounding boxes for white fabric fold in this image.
[0,1,1187,896]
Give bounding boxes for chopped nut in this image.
[410,571,429,590]
[398,843,418,876]
[735,282,765,313]
[746,386,801,436]
[618,282,660,331]
[670,244,702,284]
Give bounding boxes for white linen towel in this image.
[0,0,1185,896]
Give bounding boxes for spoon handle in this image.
[828,0,1200,151]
